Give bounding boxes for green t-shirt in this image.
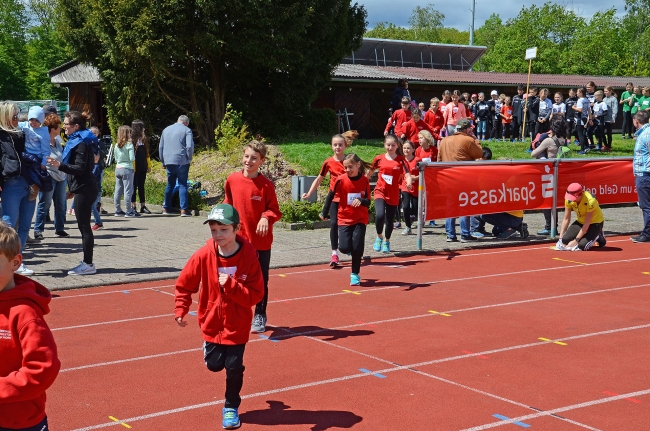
[621,91,632,112]
[641,96,650,111]
[631,94,643,114]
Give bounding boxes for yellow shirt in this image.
[506,210,524,218]
[565,191,604,224]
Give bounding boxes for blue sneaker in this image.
[381,241,390,253]
[525,148,533,153]
[373,237,382,252]
[222,408,240,429]
[470,231,484,239]
[350,273,360,286]
[537,228,550,235]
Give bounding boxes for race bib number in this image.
[381,174,393,185]
[218,266,237,276]
[422,157,431,163]
[347,193,361,205]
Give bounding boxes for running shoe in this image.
[373,237,382,252]
[381,241,390,253]
[34,231,44,240]
[537,228,550,236]
[470,231,484,239]
[402,227,412,235]
[14,264,34,276]
[222,408,241,430]
[251,314,266,333]
[114,210,126,216]
[140,206,151,214]
[55,230,70,237]
[393,221,402,229]
[446,236,458,242]
[180,210,192,217]
[631,234,650,243]
[596,230,606,247]
[459,235,477,243]
[26,235,39,244]
[555,239,568,250]
[329,254,340,267]
[350,273,361,286]
[68,261,96,275]
[497,228,518,239]
[91,223,104,231]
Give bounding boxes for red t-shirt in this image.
[385,109,412,136]
[319,156,345,202]
[501,105,513,124]
[401,119,434,148]
[371,154,407,206]
[223,171,282,251]
[331,174,371,226]
[416,145,437,162]
[400,156,421,197]
[424,109,444,140]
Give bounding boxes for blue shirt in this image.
[633,123,650,176]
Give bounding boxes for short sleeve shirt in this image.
[371,154,406,206]
[565,191,604,224]
[621,91,632,112]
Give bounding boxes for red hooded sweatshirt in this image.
[0,275,60,429]
[174,236,265,345]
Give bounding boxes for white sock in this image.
[332,250,338,256]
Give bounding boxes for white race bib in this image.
[422,157,431,163]
[381,174,393,185]
[347,193,361,205]
[218,266,237,276]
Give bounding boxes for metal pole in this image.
[375,49,378,66]
[470,0,476,46]
[417,166,424,250]
[550,159,559,239]
[383,49,386,67]
[522,58,532,140]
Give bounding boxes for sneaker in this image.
[222,408,241,430]
[622,135,627,139]
[600,147,611,152]
[55,230,70,237]
[428,221,436,227]
[14,264,34,276]
[91,223,104,231]
[460,235,477,243]
[525,148,532,153]
[350,273,361,286]
[33,231,44,240]
[577,150,586,155]
[631,234,650,243]
[114,210,126,216]
[68,261,96,275]
[26,235,39,244]
[180,210,192,217]
[537,228,550,236]
[446,236,458,242]
[519,223,529,239]
[470,231,484,239]
[401,227,412,235]
[381,241,390,253]
[597,230,606,247]
[393,221,402,229]
[373,237,382,252]
[251,314,266,333]
[124,211,141,218]
[161,209,174,215]
[329,254,340,267]
[140,206,151,214]
[497,228,518,239]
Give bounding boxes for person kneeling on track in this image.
[556,183,606,251]
[472,211,529,239]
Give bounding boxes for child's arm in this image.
[174,253,202,325]
[221,252,264,308]
[257,182,282,237]
[320,179,340,219]
[0,317,60,402]
[223,177,233,205]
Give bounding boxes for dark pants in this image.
[475,213,523,236]
[490,118,502,139]
[512,117,522,140]
[542,209,558,231]
[623,111,634,137]
[74,185,97,265]
[255,249,271,316]
[374,198,397,240]
[576,123,588,151]
[131,168,147,204]
[535,120,550,137]
[604,123,613,148]
[401,192,418,229]
[203,342,246,409]
[566,120,576,141]
[527,121,536,140]
[338,224,366,274]
[561,221,603,250]
[328,201,339,250]
[636,175,650,238]
[0,416,48,431]
[502,123,512,139]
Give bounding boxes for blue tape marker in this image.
[492,414,531,428]
[122,290,130,294]
[188,311,197,316]
[258,335,280,343]
[359,368,386,379]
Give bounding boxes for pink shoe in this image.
[329,254,340,267]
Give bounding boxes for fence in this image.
[416,157,636,250]
[14,100,69,118]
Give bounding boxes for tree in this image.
[622,0,650,75]
[0,0,29,99]
[57,0,367,145]
[408,4,444,41]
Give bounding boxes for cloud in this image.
[361,0,626,31]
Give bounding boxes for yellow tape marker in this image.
[278,274,286,277]
[428,310,451,316]
[643,272,650,275]
[440,313,452,317]
[108,416,132,429]
[553,257,588,265]
[538,337,551,342]
[342,290,361,295]
[428,310,439,314]
[554,341,568,346]
[539,337,567,346]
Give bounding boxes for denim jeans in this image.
[446,217,470,239]
[164,164,189,210]
[34,178,67,233]
[1,176,37,252]
[636,175,650,237]
[114,168,134,213]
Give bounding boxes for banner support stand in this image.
[550,159,559,239]
[417,166,424,250]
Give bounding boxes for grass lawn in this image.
[277,134,635,175]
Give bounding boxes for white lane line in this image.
[52,285,175,299]
[60,348,201,372]
[460,389,650,430]
[51,314,174,331]
[68,322,650,430]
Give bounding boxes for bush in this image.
[279,200,323,224]
[215,104,251,163]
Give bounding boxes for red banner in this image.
[423,159,636,220]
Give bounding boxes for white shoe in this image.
[68,261,97,275]
[555,239,568,251]
[15,264,34,276]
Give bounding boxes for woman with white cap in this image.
[556,183,606,251]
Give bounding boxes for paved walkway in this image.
[23,200,645,290]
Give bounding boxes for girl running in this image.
[321,154,371,286]
[303,134,349,267]
[369,135,413,253]
[415,130,437,162]
[400,141,421,235]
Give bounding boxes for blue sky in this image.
[360,0,627,32]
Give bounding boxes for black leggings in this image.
[576,123,588,151]
[562,221,603,250]
[374,198,397,240]
[74,186,97,265]
[131,168,147,204]
[338,224,366,274]
[255,250,271,316]
[604,123,613,148]
[401,192,418,229]
[328,201,339,250]
[203,342,245,408]
[622,111,634,137]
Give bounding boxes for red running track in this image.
[45,237,650,430]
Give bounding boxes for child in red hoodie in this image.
[400,109,434,148]
[384,96,412,137]
[174,204,264,430]
[224,140,281,334]
[424,97,444,142]
[0,222,60,431]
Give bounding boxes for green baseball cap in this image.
[204,203,240,225]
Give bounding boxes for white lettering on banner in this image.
[541,165,554,198]
[458,182,537,207]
